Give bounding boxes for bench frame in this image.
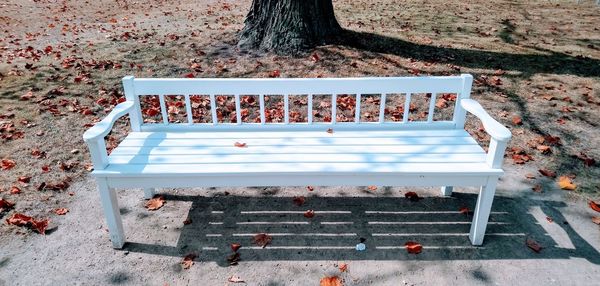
[83,74,511,249]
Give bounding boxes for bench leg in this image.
[97,179,125,249]
[469,177,498,246]
[441,186,453,196]
[143,188,156,199]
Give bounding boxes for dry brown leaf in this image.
[532,184,543,193]
[1,159,16,170]
[459,206,470,215]
[307,186,315,192]
[6,213,32,226]
[405,241,423,254]
[405,191,420,201]
[536,145,551,154]
[231,243,241,252]
[234,142,247,148]
[31,219,49,234]
[320,276,342,286]
[512,116,523,125]
[145,195,165,210]
[546,216,553,223]
[181,253,197,269]
[227,252,241,265]
[367,186,377,191]
[338,263,348,272]
[526,237,542,253]
[538,169,556,178]
[54,208,68,215]
[293,196,306,206]
[558,176,576,190]
[228,275,245,283]
[592,217,600,225]
[589,201,600,213]
[525,173,536,179]
[326,128,334,134]
[252,233,272,248]
[183,218,192,225]
[0,198,15,211]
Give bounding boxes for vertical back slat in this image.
[209,94,217,125]
[331,94,337,124]
[307,94,313,124]
[355,94,361,123]
[259,94,266,124]
[122,76,141,131]
[158,94,168,124]
[403,93,411,123]
[378,94,387,123]
[184,94,193,124]
[284,94,289,124]
[454,74,473,129]
[427,93,437,123]
[235,94,242,125]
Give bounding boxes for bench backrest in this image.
[123,74,473,132]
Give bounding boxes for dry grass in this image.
[0,0,599,237]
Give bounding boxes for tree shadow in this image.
[123,193,600,266]
[332,29,600,78]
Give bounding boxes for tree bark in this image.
[239,0,342,54]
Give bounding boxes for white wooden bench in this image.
[83,74,511,249]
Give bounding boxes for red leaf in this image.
[367,186,377,191]
[526,237,542,253]
[181,253,197,269]
[538,169,556,178]
[54,208,69,215]
[231,243,241,252]
[307,186,315,192]
[6,213,32,226]
[311,52,320,62]
[252,233,272,248]
[589,201,600,213]
[546,216,553,223]
[145,195,165,210]
[1,159,16,170]
[269,70,281,78]
[31,219,49,234]
[304,210,315,218]
[320,276,342,286]
[405,241,423,254]
[338,263,348,272]
[459,206,470,215]
[293,196,305,206]
[10,186,21,194]
[234,142,247,148]
[0,198,15,211]
[184,73,195,78]
[405,191,420,201]
[512,116,523,125]
[17,176,31,184]
[183,218,192,225]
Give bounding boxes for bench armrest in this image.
[83,101,134,170]
[83,101,134,142]
[460,99,511,142]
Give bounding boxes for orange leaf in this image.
[234,142,247,148]
[304,210,315,218]
[145,195,165,210]
[589,201,600,212]
[557,176,576,190]
[293,196,306,206]
[538,169,556,178]
[269,70,281,78]
[405,241,422,254]
[405,191,420,202]
[1,159,16,170]
[54,208,68,215]
[252,233,272,248]
[10,186,21,194]
[231,243,241,252]
[526,237,542,253]
[512,116,522,125]
[228,276,245,283]
[320,276,342,286]
[367,186,377,191]
[536,145,551,154]
[181,253,197,269]
[338,263,348,272]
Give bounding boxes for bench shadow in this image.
[123,193,600,266]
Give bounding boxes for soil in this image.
[0,0,599,285]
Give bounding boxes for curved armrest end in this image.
[460,99,512,142]
[83,101,135,142]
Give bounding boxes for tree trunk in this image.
[239,0,342,54]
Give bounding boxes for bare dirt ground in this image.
[0,0,599,285]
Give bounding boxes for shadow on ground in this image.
[123,193,600,266]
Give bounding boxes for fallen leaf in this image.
[526,237,542,253]
[252,233,272,248]
[231,243,241,252]
[558,176,576,190]
[234,142,247,148]
[181,253,197,269]
[228,276,245,283]
[6,213,32,226]
[269,70,280,78]
[338,263,348,272]
[17,176,31,185]
[304,210,315,218]
[293,196,305,206]
[320,276,342,286]
[592,217,600,225]
[459,206,470,215]
[546,216,553,223]
[405,191,420,201]
[0,198,15,211]
[367,186,377,191]
[326,128,334,134]
[183,218,192,225]
[405,241,423,254]
[536,145,551,154]
[307,186,315,192]
[145,195,165,210]
[512,116,523,125]
[538,169,556,178]
[30,219,49,234]
[525,173,536,179]
[54,208,68,215]
[1,159,16,170]
[589,201,600,212]
[532,184,543,193]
